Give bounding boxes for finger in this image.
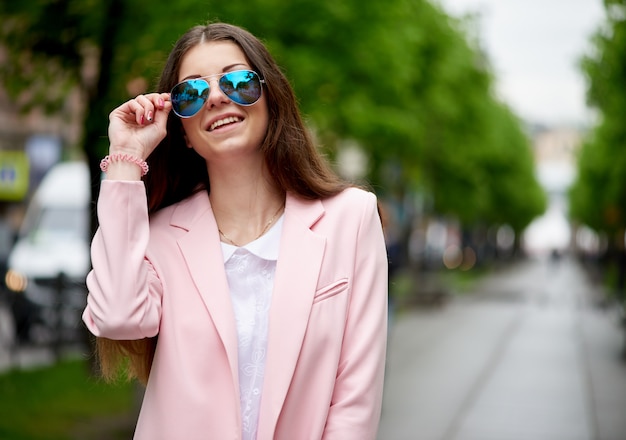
[110,100,140,125]
[113,98,148,126]
[134,95,156,125]
[136,93,172,124]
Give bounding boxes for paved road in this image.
[378,255,626,440]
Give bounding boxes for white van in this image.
[7,161,91,334]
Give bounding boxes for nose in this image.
[204,77,230,108]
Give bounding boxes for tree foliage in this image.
[570,0,626,236]
[0,0,106,113]
[0,0,545,235]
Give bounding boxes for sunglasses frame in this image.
[170,69,265,118]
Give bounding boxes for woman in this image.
[83,22,388,440]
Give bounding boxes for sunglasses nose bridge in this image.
[203,76,232,106]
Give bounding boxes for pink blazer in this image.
[83,180,388,440]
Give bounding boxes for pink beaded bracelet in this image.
[100,153,149,176]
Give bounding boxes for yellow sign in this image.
[0,150,29,201]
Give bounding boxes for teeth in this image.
[209,116,241,131]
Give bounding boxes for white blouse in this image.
[220,215,284,440]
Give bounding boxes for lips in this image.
[208,116,243,132]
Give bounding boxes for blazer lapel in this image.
[258,193,326,437]
[171,191,240,385]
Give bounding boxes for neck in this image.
[208,158,285,246]
[217,202,284,247]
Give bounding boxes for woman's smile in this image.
[208,115,243,132]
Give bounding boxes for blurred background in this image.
[0,0,625,439]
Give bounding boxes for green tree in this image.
[570,0,626,296]
[571,1,626,234]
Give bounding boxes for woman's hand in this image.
[108,93,172,160]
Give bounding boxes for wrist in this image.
[100,153,149,177]
[108,146,145,159]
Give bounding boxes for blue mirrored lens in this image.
[171,70,262,118]
[171,79,210,117]
[219,71,262,105]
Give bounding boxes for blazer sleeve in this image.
[82,180,162,340]
[323,191,388,439]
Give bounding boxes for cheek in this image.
[181,121,200,146]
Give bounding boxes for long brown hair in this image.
[96,22,348,384]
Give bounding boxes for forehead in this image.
[178,41,249,79]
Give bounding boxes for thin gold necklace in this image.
[218,203,284,247]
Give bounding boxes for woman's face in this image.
[176,41,269,163]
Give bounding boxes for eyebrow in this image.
[180,63,249,81]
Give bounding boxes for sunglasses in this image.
[170,70,265,118]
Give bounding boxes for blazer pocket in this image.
[313,278,349,303]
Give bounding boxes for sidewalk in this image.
[378,255,626,440]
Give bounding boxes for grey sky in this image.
[437,0,606,126]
